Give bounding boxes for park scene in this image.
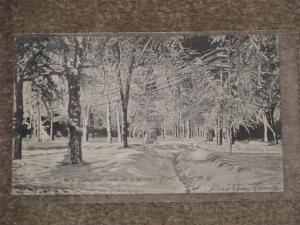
[12,33,283,194]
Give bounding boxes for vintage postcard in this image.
[12,33,283,195]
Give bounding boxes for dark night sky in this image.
[182,35,216,57]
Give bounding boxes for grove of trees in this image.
[14,34,281,163]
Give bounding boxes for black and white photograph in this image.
[12,33,283,195]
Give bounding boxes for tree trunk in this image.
[50,110,54,141]
[86,106,89,142]
[106,99,112,143]
[177,109,181,139]
[67,73,82,164]
[262,111,277,143]
[183,120,186,137]
[37,89,42,143]
[268,124,277,144]
[86,126,89,142]
[262,113,268,143]
[33,113,37,140]
[121,104,129,147]
[130,129,134,137]
[14,77,23,159]
[219,120,223,146]
[187,120,191,138]
[216,119,219,145]
[177,84,181,139]
[162,127,165,139]
[116,42,134,148]
[208,129,213,141]
[231,125,235,145]
[229,126,233,153]
[116,103,122,143]
[29,115,33,138]
[219,124,223,145]
[82,105,89,144]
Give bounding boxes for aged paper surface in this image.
[12,32,286,196]
[1,0,300,224]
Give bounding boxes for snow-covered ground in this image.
[12,137,283,194]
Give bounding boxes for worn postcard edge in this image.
[5,31,300,203]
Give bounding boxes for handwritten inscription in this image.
[76,176,283,192]
[208,183,282,192]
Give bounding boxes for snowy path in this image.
[12,139,283,194]
[143,141,283,193]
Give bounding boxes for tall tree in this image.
[61,36,90,163]
[106,99,112,143]
[116,101,122,143]
[112,37,152,147]
[14,37,63,159]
